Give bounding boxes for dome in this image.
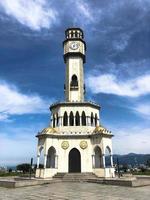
[93,126,111,134]
[40,127,57,135]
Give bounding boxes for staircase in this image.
[53,173,98,182]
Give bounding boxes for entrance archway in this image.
[94,146,103,168]
[69,148,81,172]
[46,146,56,168]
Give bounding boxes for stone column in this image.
[55,155,58,168]
[44,154,47,169]
[86,117,88,126]
[103,154,105,168]
[86,116,89,126]
[58,117,60,127]
[60,117,63,126]
[58,117,62,127]
[93,118,95,127]
[92,155,95,168]
[110,154,113,167]
[37,155,40,169]
[68,116,69,126]
[97,118,100,126]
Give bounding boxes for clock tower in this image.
[35,28,115,179]
[63,28,86,102]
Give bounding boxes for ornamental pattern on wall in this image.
[80,141,88,149]
[61,141,69,150]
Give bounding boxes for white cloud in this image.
[113,127,150,154]
[86,73,150,97]
[112,33,131,51]
[134,103,150,118]
[0,81,51,121]
[75,0,94,22]
[0,0,57,30]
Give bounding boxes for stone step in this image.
[53,173,98,181]
[53,173,66,179]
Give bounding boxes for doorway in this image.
[69,148,81,172]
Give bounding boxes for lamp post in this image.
[117,157,120,178]
[29,158,33,179]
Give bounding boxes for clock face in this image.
[70,42,79,50]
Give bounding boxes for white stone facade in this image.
[35,28,115,178]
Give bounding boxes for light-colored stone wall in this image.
[36,134,115,178]
[64,41,85,55]
[51,103,100,130]
[45,137,93,173]
[65,57,84,102]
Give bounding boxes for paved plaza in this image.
[0,182,150,200]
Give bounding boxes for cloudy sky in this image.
[0,0,150,166]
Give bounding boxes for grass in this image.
[132,171,150,176]
[0,172,35,177]
[0,172,22,177]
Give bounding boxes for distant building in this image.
[35,28,115,178]
[0,166,7,172]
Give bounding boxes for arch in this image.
[56,113,59,126]
[75,111,80,126]
[70,74,78,87]
[81,111,86,126]
[95,114,98,126]
[46,146,56,168]
[91,112,94,126]
[63,111,68,126]
[39,146,44,168]
[105,146,111,167]
[53,114,55,128]
[69,111,74,126]
[94,146,103,168]
[69,148,81,172]
[75,31,78,37]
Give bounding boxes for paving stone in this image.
[0,182,150,200]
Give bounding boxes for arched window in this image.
[39,146,44,169]
[46,147,56,168]
[95,114,98,126]
[71,31,73,37]
[63,112,68,126]
[105,146,111,167]
[82,111,86,126]
[69,111,74,126]
[91,112,94,126]
[53,114,55,128]
[75,111,80,126]
[70,75,78,87]
[56,113,59,126]
[94,146,103,168]
[75,31,78,37]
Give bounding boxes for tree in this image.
[16,163,30,173]
[122,164,128,173]
[8,168,12,173]
[146,159,150,167]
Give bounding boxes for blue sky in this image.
[0,0,150,166]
